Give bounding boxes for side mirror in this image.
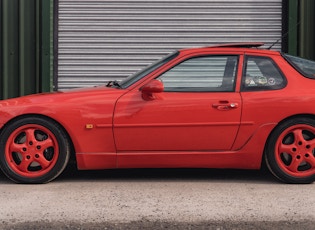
[141,79,164,100]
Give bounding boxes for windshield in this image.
[119,51,179,88]
[283,53,315,79]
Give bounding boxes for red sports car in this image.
[1,42,315,184]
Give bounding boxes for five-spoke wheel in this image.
[266,117,315,183]
[0,117,70,183]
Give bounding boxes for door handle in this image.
[212,102,238,110]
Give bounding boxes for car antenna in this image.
[267,21,301,50]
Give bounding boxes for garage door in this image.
[57,0,283,89]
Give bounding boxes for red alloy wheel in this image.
[275,124,315,178]
[5,124,59,178]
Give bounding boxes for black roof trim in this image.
[209,42,264,48]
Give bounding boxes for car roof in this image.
[179,42,281,56]
[208,42,265,48]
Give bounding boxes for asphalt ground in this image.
[0,165,315,229]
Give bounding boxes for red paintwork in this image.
[5,124,59,177]
[1,45,315,172]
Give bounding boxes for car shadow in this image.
[0,163,277,184]
[58,163,277,184]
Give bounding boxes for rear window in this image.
[283,54,315,79]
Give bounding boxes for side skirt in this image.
[117,151,261,169]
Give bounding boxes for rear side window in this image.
[242,56,286,91]
[283,54,315,79]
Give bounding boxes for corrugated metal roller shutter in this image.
[58,0,282,89]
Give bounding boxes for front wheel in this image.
[0,117,70,183]
[265,117,315,183]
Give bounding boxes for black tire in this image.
[0,117,70,183]
[265,117,315,184]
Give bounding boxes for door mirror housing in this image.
[141,79,164,100]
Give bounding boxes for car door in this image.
[114,54,242,151]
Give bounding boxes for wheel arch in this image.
[266,114,315,141]
[0,114,77,165]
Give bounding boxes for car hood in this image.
[0,86,124,106]
[0,86,127,125]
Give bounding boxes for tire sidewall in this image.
[0,117,70,183]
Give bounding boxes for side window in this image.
[157,56,238,92]
[242,56,286,91]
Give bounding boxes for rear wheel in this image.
[0,117,70,183]
[265,117,315,183]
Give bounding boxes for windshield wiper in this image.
[106,80,122,88]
